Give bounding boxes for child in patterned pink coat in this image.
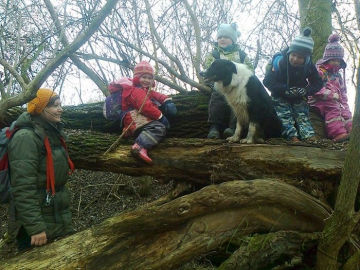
[308,34,352,142]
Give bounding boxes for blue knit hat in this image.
[288,27,314,57]
[217,23,240,43]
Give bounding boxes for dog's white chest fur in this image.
[214,63,252,125]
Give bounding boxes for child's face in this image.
[327,59,341,67]
[289,52,305,67]
[139,73,154,88]
[217,36,233,48]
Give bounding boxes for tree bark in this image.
[218,231,320,270]
[298,0,332,62]
[315,40,360,270]
[1,180,331,270]
[62,91,210,137]
[68,132,344,181]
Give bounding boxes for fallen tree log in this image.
[0,91,211,138]
[67,131,344,202]
[0,91,326,139]
[1,180,331,270]
[67,133,344,184]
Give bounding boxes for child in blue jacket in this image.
[263,28,323,142]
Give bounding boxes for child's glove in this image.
[159,115,170,129]
[285,87,307,98]
[294,87,307,97]
[162,100,177,117]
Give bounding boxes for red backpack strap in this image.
[44,137,55,196]
[60,137,75,175]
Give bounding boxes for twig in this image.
[77,188,83,218]
[128,179,141,200]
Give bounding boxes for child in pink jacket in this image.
[308,34,352,142]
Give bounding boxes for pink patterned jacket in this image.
[308,64,352,138]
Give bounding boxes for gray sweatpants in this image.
[208,91,236,130]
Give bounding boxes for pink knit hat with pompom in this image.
[317,34,346,68]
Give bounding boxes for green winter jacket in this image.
[203,43,253,70]
[8,112,73,240]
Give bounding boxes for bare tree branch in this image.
[106,34,209,93]
[43,0,109,96]
[0,58,27,90]
[181,0,201,78]
[0,0,119,118]
[143,0,187,77]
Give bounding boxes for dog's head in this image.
[199,59,237,87]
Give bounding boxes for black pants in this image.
[208,91,236,130]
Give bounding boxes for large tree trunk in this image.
[63,91,210,138]
[316,40,360,270]
[298,0,332,62]
[66,130,345,202]
[1,91,327,139]
[0,91,210,137]
[2,180,331,270]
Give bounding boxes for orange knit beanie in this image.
[27,88,58,115]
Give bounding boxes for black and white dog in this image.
[200,59,282,143]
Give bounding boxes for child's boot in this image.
[333,133,349,143]
[131,143,153,164]
[207,125,220,139]
[290,137,301,143]
[223,128,235,139]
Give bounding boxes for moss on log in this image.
[61,91,210,138]
[218,231,319,270]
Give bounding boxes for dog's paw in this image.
[227,135,240,143]
[240,138,255,144]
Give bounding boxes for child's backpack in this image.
[103,91,125,122]
[103,78,133,124]
[103,91,132,126]
[0,122,18,204]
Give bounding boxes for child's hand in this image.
[333,93,339,100]
[294,87,307,97]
